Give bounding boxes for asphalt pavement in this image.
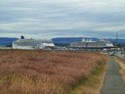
[100,56,125,94]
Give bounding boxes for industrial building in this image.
[70,38,115,50]
[12,39,55,50]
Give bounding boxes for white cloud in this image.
[0,0,125,38]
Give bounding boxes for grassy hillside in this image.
[116,57,125,83]
[0,50,108,94]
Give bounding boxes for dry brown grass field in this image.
[0,50,107,94]
[116,57,125,83]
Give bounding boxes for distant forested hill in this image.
[0,38,18,46]
[52,37,125,45]
[52,37,99,44]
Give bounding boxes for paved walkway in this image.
[101,57,125,94]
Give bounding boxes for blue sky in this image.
[0,0,125,39]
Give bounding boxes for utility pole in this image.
[116,32,118,52]
[116,32,118,47]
